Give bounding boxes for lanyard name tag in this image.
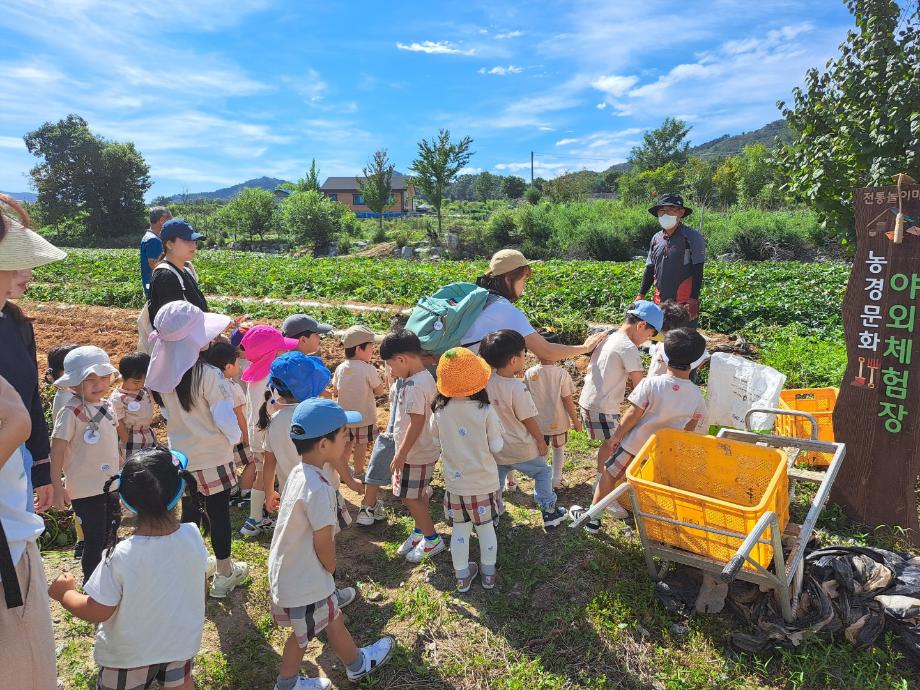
[84,427,100,444]
[127,401,141,412]
[83,403,112,445]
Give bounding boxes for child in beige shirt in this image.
[332,325,386,482]
[109,352,156,462]
[480,329,569,529]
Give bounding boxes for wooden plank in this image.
[832,183,920,544]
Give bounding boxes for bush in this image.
[280,190,344,254]
[569,224,630,261]
[371,223,388,244]
[524,186,541,204]
[756,324,846,388]
[485,209,517,251]
[704,209,816,259]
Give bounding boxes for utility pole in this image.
[530,151,534,185]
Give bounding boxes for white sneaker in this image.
[239,517,262,537]
[346,636,396,681]
[397,533,422,556]
[372,499,386,521]
[274,677,332,690]
[206,555,216,578]
[209,561,249,599]
[336,586,356,608]
[405,536,445,563]
[356,505,375,526]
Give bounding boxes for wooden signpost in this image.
[833,178,920,544]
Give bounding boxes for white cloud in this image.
[596,102,607,110]
[459,166,482,175]
[478,65,524,76]
[495,30,523,39]
[0,136,25,150]
[396,41,477,56]
[555,138,578,146]
[592,74,639,97]
[293,68,328,103]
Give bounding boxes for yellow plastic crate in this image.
[626,429,789,570]
[776,388,838,467]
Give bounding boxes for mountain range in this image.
[1,120,791,204]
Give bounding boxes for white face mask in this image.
[658,214,679,230]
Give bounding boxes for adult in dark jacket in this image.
[147,218,209,324]
[636,193,706,323]
[0,194,66,512]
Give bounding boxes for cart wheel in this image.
[655,561,671,581]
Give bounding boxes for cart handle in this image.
[720,510,778,583]
[745,407,818,440]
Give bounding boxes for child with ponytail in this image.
[49,447,209,690]
[430,348,504,592]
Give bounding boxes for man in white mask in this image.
[636,193,706,324]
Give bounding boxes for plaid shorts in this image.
[121,426,157,462]
[443,490,501,526]
[604,447,635,482]
[347,424,378,445]
[543,432,568,448]
[96,659,193,690]
[191,462,238,496]
[580,407,620,441]
[232,442,253,468]
[392,462,434,500]
[271,593,341,649]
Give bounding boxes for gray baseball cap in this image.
[281,314,334,339]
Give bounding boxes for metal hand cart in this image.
[571,408,846,621]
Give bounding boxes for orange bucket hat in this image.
[436,347,492,398]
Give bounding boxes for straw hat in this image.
[436,347,492,398]
[0,194,67,270]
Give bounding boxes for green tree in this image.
[524,186,542,204]
[777,0,920,241]
[281,190,343,255]
[681,156,716,206]
[473,171,502,201]
[358,149,395,235]
[628,117,692,171]
[221,187,275,243]
[618,163,683,205]
[24,114,150,237]
[502,175,527,199]
[294,159,322,192]
[410,129,474,236]
[712,156,740,207]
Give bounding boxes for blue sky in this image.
[0,1,853,198]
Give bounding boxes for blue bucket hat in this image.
[290,398,362,441]
[626,300,664,332]
[269,351,331,402]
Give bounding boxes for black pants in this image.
[71,493,121,582]
[180,488,231,560]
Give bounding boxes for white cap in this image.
[53,346,117,387]
[146,302,231,393]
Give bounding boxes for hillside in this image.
[0,190,37,203]
[166,176,287,202]
[605,119,791,173]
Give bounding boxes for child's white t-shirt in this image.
[621,374,708,456]
[83,523,208,668]
[391,369,439,466]
[52,398,120,500]
[108,388,155,429]
[579,331,644,414]
[269,463,337,608]
[229,379,246,410]
[525,364,575,436]
[430,400,503,496]
[262,404,341,494]
[333,359,382,430]
[486,373,540,465]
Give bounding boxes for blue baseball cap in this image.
[290,398,362,440]
[627,300,664,332]
[269,352,331,402]
[161,218,205,242]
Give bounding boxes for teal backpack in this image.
[405,282,497,356]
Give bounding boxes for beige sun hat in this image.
[342,324,379,349]
[486,248,540,277]
[0,193,67,270]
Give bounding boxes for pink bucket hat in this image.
[146,302,231,393]
[240,325,299,383]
